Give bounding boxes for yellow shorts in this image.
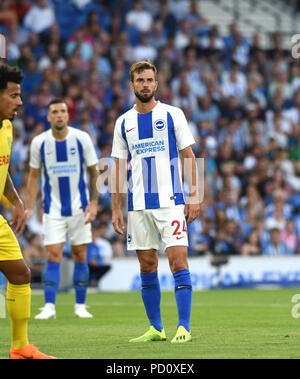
[0,215,23,261]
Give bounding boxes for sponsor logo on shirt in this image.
[0,154,10,166]
[49,164,78,175]
[132,140,165,155]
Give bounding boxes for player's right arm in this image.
[24,166,41,222]
[25,135,42,222]
[111,158,126,235]
[111,116,128,235]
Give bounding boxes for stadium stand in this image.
[1,0,300,284]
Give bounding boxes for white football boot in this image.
[35,303,56,319]
[74,304,93,318]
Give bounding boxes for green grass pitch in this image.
[1,288,300,359]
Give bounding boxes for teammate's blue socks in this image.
[43,261,89,305]
[140,271,163,332]
[173,269,192,332]
[73,261,89,304]
[44,261,60,304]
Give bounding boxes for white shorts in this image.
[127,205,188,251]
[42,213,92,246]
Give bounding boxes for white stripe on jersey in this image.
[29,126,98,217]
[111,101,195,211]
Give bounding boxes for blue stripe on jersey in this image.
[76,139,88,211]
[40,141,51,214]
[142,157,160,209]
[58,177,72,216]
[55,140,68,162]
[121,119,133,211]
[167,112,184,206]
[138,112,153,140]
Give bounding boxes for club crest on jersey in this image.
[154,119,166,131]
[70,147,76,155]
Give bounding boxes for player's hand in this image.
[184,200,200,224]
[112,209,126,235]
[84,200,98,224]
[24,208,33,224]
[10,200,26,237]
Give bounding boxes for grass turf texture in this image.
[0,288,300,359]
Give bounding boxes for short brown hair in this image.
[129,60,157,82]
[47,98,66,110]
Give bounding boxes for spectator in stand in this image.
[9,0,31,25]
[38,42,66,73]
[174,19,193,50]
[268,69,293,104]
[209,227,240,256]
[125,0,153,33]
[132,32,157,63]
[23,233,46,284]
[221,61,247,97]
[21,59,42,96]
[40,23,66,55]
[87,223,112,287]
[172,80,197,112]
[148,18,167,50]
[159,0,177,37]
[241,228,261,256]
[169,0,190,21]
[191,95,220,126]
[0,0,19,42]
[24,0,55,34]
[65,27,94,62]
[200,25,225,54]
[191,218,215,256]
[262,227,294,256]
[281,219,298,254]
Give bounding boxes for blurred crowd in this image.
[1,0,300,276]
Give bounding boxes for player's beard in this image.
[54,121,67,131]
[134,89,155,103]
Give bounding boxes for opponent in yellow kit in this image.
[0,119,23,262]
[0,64,55,359]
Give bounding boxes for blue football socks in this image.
[140,271,163,332]
[73,261,89,304]
[173,269,192,332]
[44,261,60,304]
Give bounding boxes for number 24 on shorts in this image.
[171,220,187,240]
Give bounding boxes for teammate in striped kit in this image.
[26,98,99,319]
[111,61,200,343]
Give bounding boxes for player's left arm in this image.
[180,146,200,224]
[84,164,98,224]
[3,172,26,236]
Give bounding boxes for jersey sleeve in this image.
[111,118,128,159]
[29,136,42,169]
[173,108,195,151]
[81,132,98,167]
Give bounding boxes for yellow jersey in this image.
[0,119,13,201]
[0,119,22,261]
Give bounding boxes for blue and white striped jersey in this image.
[29,127,98,217]
[111,101,195,211]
